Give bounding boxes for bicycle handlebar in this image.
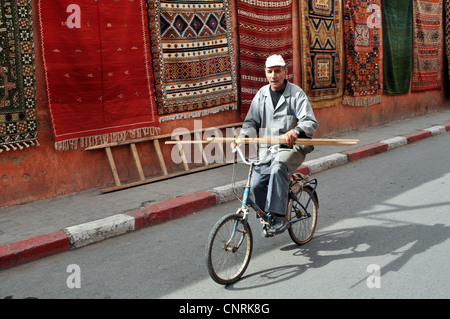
[232,144,277,166]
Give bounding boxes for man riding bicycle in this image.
[233,54,318,236]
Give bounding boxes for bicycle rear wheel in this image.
[287,186,318,245]
[205,213,253,285]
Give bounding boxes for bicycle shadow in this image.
[225,222,450,291]
[224,264,309,290]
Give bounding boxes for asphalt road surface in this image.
[1,133,449,300]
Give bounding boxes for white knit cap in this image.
[265,54,286,68]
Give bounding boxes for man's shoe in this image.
[266,218,289,236]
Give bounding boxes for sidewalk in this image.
[1,109,450,270]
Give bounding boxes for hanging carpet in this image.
[343,0,382,106]
[299,0,344,108]
[236,0,294,118]
[411,0,443,93]
[382,0,413,95]
[0,0,37,152]
[445,0,450,87]
[147,0,237,122]
[37,0,160,150]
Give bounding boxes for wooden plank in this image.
[105,147,121,187]
[153,139,168,176]
[165,138,360,146]
[175,136,190,171]
[85,122,244,151]
[99,162,230,193]
[214,128,226,162]
[210,137,360,145]
[130,143,145,181]
[164,140,214,144]
[194,131,209,165]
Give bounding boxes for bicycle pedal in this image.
[259,218,271,226]
[261,226,273,238]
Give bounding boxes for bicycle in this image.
[205,145,319,285]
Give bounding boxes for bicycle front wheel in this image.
[287,186,318,245]
[205,213,253,285]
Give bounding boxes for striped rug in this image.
[236,0,294,117]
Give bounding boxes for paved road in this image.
[1,133,449,299]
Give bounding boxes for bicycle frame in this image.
[240,162,273,225]
[229,145,317,239]
[238,158,318,227]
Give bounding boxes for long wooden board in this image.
[165,137,359,146]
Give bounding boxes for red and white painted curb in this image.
[1,122,449,270]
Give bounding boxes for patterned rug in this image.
[343,0,382,106]
[382,0,413,95]
[299,0,344,108]
[236,0,294,118]
[37,0,160,150]
[147,0,237,122]
[445,0,450,84]
[411,0,443,93]
[0,0,37,152]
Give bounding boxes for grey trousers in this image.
[250,147,306,216]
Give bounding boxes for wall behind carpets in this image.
[1,1,450,208]
[1,80,447,208]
